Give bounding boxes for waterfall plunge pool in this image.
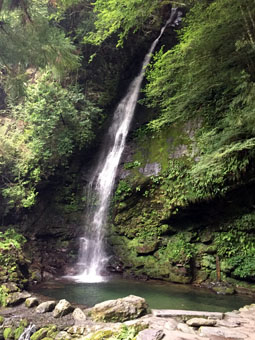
[33,277,254,312]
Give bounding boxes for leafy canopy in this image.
[1,70,100,209]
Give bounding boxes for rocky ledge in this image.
[1,288,255,340]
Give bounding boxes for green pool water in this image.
[35,277,254,312]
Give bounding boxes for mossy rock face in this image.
[136,240,159,255]
[193,270,209,284]
[212,286,235,295]
[0,315,4,325]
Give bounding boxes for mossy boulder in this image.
[91,295,149,322]
[31,328,49,340]
[6,291,31,306]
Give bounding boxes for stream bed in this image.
[33,277,254,312]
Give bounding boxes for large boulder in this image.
[91,295,149,322]
[53,299,74,318]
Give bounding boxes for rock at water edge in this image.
[91,295,149,322]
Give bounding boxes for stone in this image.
[53,299,74,318]
[73,308,87,324]
[6,291,31,306]
[199,326,248,339]
[36,301,56,314]
[67,326,85,335]
[151,309,223,320]
[91,295,148,322]
[55,331,72,340]
[177,323,196,334]
[25,297,39,308]
[216,319,241,328]
[187,318,217,327]
[164,319,178,331]
[239,304,255,312]
[124,319,149,333]
[136,329,164,340]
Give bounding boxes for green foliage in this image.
[143,0,255,200]
[0,286,8,306]
[1,70,100,209]
[0,228,26,249]
[0,228,27,287]
[0,0,81,99]
[112,325,137,340]
[124,160,141,170]
[165,233,194,265]
[114,180,133,202]
[214,215,255,279]
[84,0,164,46]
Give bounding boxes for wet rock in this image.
[187,318,217,327]
[199,326,248,339]
[212,285,235,295]
[6,291,31,306]
[137,328,164,340]
[73,308,87,324]
[53,299,74,318]
[25,297,39,308]
[91,295,149,322]
[36,301,56,314]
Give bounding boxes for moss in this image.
[14,326,25,340]
[85,330,114,339]
[3,328,14,340]
[0,315,4,325]
[31,328,48,340]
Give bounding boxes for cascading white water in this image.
[72,9,181,283]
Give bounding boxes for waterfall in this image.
[71,9,181,283]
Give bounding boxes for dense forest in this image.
[1,0,255,305]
